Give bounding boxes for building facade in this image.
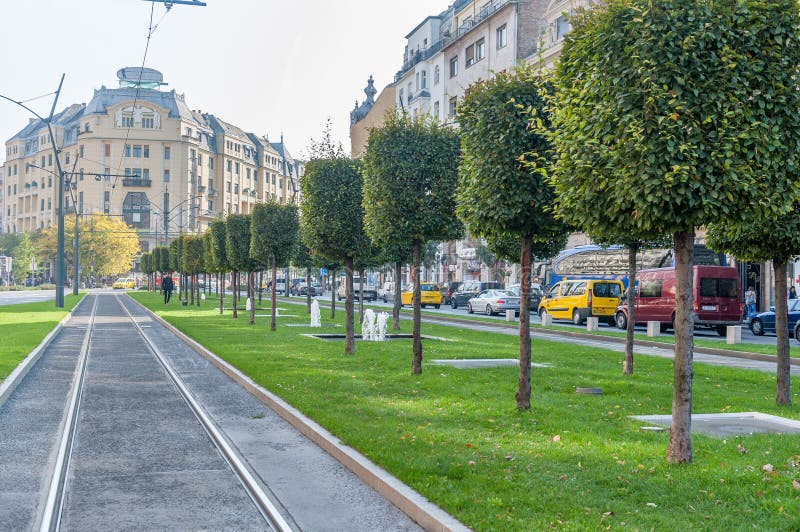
[2,68,302,258]
[350,76,397,157]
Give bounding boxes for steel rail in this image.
[115,295,292,531]
[39,295,99,532]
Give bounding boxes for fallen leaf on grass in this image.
[792,480,800,490]
[738,444,747,454]
[762,464,774,473]
[468,461,476,466]
[559,474,568,481]
[646,502,657,508]
[504,454,514,461]
[552,435,561,442]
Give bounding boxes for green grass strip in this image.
[0,294,82,381]
[132,291,800,530]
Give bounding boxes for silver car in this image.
[466,289,521,316]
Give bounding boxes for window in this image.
[40,199,44,211]
[449,56,458,77]
[79,145,84,158]
[209,158,214,170]
[639,280,663,298]
[125,145,131,157]
[226,181,231,192]
[235,162,240,175]
[48,198,52,210]
[415,72,419,91]
[142,169,149,179]
[122,116,134,127]
[65,153,71,165]
[246,168,251,180]
[104,144,111,157]
[466,44,475,67]
[207,200,214,211]
[497,24,507,48]
[421,70,427,89]
[79,191,83,214]
[700,278,738,298]
[556,15,571,41]
[41,156,46,168]
[122,192,150,228]
[132,145,142,158]
[48,154,53,166]
[448,96,457,117]
[186,127,192,137]
[399,88,404,104]
[79,169,84,181]
[475,38,485,62]
[48,177,52,188]
[164,146,171,160]
[164,169,170,182]
[234,183,239,194]
[142,116,154,128]
[143,145,149,158]
[434,65,440,86]
[226,159,232,172]
[433,101,440,119]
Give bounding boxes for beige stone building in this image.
[2,68,303,258]
[349,76,396,158]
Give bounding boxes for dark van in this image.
[614,265,740,336]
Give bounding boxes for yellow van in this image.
[538,279,624,325]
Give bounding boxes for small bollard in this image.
[586,316,599,331]
[541,313,552,326]
[646,321,660,337]
[726,325,741,345]
[506,309,515,321]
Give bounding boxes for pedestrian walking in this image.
[789,286,797,300]
[162,273,174,305]
[745,286,757,320]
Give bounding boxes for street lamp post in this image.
[0,74,67,307]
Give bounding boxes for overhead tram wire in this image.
[109,1,170,202]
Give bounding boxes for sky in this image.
[0,0,451,164]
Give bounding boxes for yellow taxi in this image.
[112,277,136,289]
[401,283,442,309]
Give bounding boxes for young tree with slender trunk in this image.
[182,235,204,306]
[208,220,228,315]
[363,113,462,374]
[551,0,800,462]
[708,213,800,406]
[251,202,299,331]
[457,66,569,408]
[226,215,253,321]
[300,153,368,354]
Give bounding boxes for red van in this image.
[614,265,741,336]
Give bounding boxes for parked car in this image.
[112,277,135,289]
[752,298,800,336]
[539,279,624,325]
[337,277,377,301]
[614,266,740,336]
[450,281,503,309]
[379,281,400,303]
[440,281,461,305]
[292,282,320,296]
[400,283,442,308]
[467,289,520,316]
[506,283,544,311]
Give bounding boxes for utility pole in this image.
[0,74,67,307]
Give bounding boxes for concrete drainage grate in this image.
[631,412,800,437]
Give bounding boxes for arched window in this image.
[123,192,151,229]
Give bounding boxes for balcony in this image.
[454,0,511,40]
[122,178,152,187]
[197,185,207,193]
[394,40,444,81]
[207,188,218,197]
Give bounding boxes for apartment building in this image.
[2,68,302,253]
[526,0,598,69]
[0,165,4,233]
[350,76,397,157]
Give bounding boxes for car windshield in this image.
[420,284,438,291]
[493,290,516,298]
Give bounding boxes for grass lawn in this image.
[132,291,800,530]
[0,294,82,381]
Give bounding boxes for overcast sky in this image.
[0,0,450,164]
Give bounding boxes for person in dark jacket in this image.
[162,273,174,304]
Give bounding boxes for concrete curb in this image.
[129,295,470,532]
[0,294,88,407]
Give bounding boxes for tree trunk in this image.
[248,271,255,325]
[190,274,195,305]
[515,234,532,409]
[271,262,278,332]
[393,262,401,331]
[774,260,792,405]
[412,242,422,375]
[667,230,694,463]
[330,269,336,320]
[623,245,638,375]
[344,258,355,354]
[232,270,238,318]
[306,266,312,314]
[258,271,263,304]
[359,268,365,319]
[219,273,224,315]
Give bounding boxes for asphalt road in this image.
[0,289,56,306]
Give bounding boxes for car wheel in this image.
[794,322,800,343]
[421,304,426,308]
[467,303,474,314]
[715,325,728,337]
[538,308,546,319]
[383,295,387,303]
[451,300,458,310]
[486,304,494,316]
[572,309,583,325]
[615,311,627,330]
[434,304,440,309]
[750,318,765,336]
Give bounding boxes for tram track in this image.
[38,294,292,532]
